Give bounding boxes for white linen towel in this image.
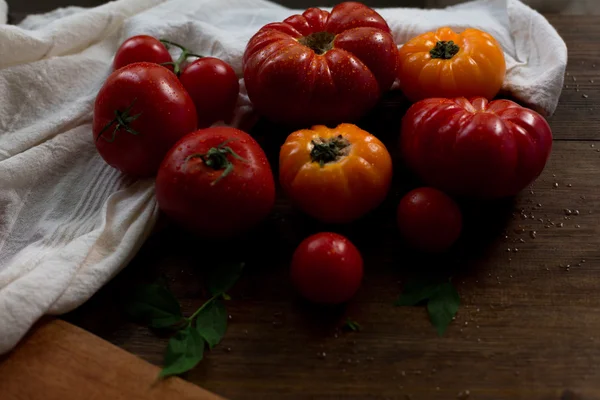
[0,0,567,354]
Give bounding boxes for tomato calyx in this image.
[159,39,204,76]
[185,139,247,185]
[429,40,460,60]
[310,135,351,167]
[96,99,142,143]
[298,32,336,55]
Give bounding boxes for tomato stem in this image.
[429,40,460,60]
[310,135,351,168]
[96,98,142,143]
[159,39,204,76]
[298,32,336,55]
[185,139,247,185]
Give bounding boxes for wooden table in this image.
[60,14,600,400]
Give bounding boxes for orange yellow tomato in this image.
[397,27,506,102]
[279,124,392,224]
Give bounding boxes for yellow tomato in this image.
[397,27,506,101]
[279,124,393,224]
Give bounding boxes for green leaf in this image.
[159,325,205,378]
[209,262,245,296]
[343,318,361,332]
[125,284,184,329]
[395,281,442,306]
[427,282,460,336]
[195,300,227,349]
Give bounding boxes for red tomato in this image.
[93,63,197,177]
[243,2,399,125]
[401,97,553,198]
[113,35,172,71]
[397,188,462,253]
[290,232,363,304]
[179,57,240,128]
[155,127,275,238]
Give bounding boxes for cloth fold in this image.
[0,0,566,354]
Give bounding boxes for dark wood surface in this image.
[57,11,600,400]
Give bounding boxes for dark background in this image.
[5,0,599,24]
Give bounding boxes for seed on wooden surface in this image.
[574,210,580,215]
[590,79,595,83]
[583,94,589,98]
[514,248,519,253]
[573,76,577,81]
[465,321,469,326]
[558,223,564,227]
[582,259,586,263]
[519,238,526,243]
[506,248,511,252]
[530,231,537,239]
[553,183,559,188]
[576,224,581,228]
[591,144,596,148]
[457,390,471,399]
[567,183,573,187]
[317,352,327,359]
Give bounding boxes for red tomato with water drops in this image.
[401,97,553,198]
[113,35,172,71]
[291,232,363,304]
[243,2,399,125]
[155,127,275,238]
[180,57,240,128]
[93,62,197,177]
[397,187,463,253]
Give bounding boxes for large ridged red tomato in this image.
[401,97,553,198]
[243,2,398,125]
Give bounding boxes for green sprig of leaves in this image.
[126,263,244,378]
[395,280,460,336]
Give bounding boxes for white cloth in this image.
[0,0,566,354]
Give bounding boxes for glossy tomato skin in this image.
[397,188,462,253]
[179,57,240,128]
[398,27,506,102]
[291,232,363,304]
[93,63,197,177]
[243,2,398,125]
[155,127,275,238]
[113,35,172,71]
[280,123,393,223]
[401,97,553,198]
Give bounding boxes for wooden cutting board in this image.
[0,319,224,400]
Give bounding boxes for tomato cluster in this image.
[92,1,554,306]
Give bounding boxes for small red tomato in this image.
[93,62,197,177]
[155,127,275,238]
[179,58,240,128]
[113,35,172,71]
[397,188,462,253]
[291,233,363,304]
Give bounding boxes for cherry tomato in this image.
[113,35,172,71]
[279,123,392,223]
[93,63,197,177]
[291,232,363,304]
[397,188,462,253]
[155,127,275,238]
[179,57,240,128]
